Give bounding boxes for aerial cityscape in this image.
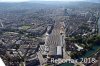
[0,0,100,66]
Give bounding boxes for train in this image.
[47,24,53,34]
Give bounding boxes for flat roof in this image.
[57,46,62,55]
[0,57,5,66]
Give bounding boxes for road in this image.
[37,52,47,66]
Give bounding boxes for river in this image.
[59,17,100,66]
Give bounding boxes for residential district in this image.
[0,2,100,66]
